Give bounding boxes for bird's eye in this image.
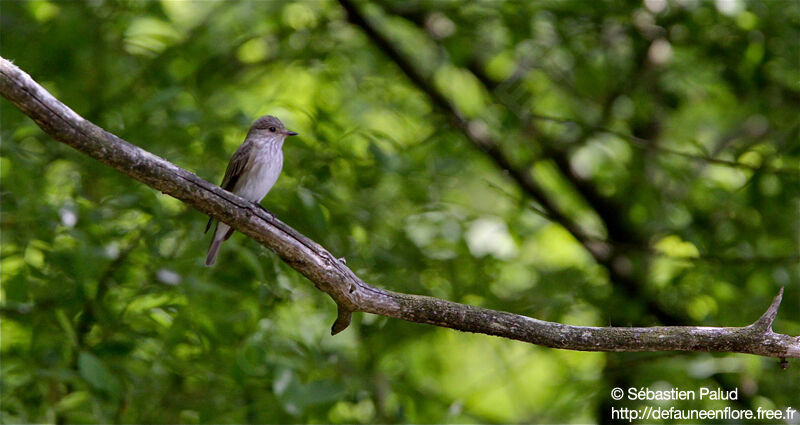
[269,127,276,132]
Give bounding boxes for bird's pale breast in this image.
[233,144,283,202]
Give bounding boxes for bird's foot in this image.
[256,203,275,220]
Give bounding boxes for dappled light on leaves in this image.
[1,0,798,423]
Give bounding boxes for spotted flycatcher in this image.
[204,115,297,266]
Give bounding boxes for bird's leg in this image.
[255,203,275,220]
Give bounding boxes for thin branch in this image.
[2,57,799,359]
[527,113,798,177]
[750,287,784,333]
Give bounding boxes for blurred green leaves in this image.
[78,352,122,401]
[1,0,798,423]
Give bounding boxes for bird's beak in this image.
[285,130,298,136]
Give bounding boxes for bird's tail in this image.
[205,222,232,266]
[205,238,223,266]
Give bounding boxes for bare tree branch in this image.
[2,56,798,359]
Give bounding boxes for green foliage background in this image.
[1,0,799,423]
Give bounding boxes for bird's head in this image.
[249,115,298,140]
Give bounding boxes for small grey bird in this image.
[204,115,297,266]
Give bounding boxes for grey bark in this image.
[2,56,798,359]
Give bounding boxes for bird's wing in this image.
[204,142,252,234]
[219,142,252,192]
